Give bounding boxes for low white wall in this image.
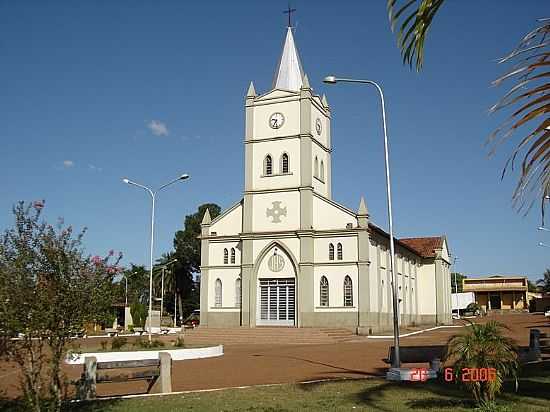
[65,345,223,364]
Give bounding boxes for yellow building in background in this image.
[463,276,528,311]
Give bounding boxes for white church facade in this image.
[198,27,452,333]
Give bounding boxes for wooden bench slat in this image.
[97,369,160,383]
[97,359,160,369]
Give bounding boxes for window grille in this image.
[329,243,334,260]
[215,278,222,307]
[265,155,273,175]
[320,276,329,307]
[230,248,235,264]
[223,248,228,264]
[344,276,353,307]
[281,153,289,174]
[337,243,343,260]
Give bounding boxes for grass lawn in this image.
[2,362,548,411]
[67,375,550,412]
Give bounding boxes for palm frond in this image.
[387,0,446,71]
[489,19,550,223]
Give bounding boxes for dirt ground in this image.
[1,312,548,399]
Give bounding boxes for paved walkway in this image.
[1,313,547,398]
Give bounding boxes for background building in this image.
[462,275,528,311]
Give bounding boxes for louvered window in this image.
[344,276,353,307]
[265,155,273,175]
[223,248,228,264]
[329,243,334,260]
[235,277,241,308]
[337,243,343,260]
[215,278,222,307]
[281,153,289,173]
[230,248,235,264]
[320,276,329,307]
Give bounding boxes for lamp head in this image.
[323,75,337,84]
[179,174,190,181]
[122,178,130,184]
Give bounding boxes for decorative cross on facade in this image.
[266,201,287,223]
[283,5,296,28]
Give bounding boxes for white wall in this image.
[314,236,357,263]
[417,263,437,315]
[251,138,301,190]
[209,203,242,236]
[208,268,241,312]
[313,265,358,311]
[252,191,300,232]
[209,241,241,266]
[252,96,301,139]
[312,196,356,230]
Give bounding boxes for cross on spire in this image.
[283,5,296,28]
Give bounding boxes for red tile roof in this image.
[399,237,444,258]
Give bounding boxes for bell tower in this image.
[242,26,332,235]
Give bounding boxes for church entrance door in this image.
[258,278,295,326]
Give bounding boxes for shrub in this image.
[111,337,127,350]
[100,341,108,351]
[444,320,518,403]
[173,336,185,348]
[130,302,147,328]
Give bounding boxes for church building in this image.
[198,26,452,333]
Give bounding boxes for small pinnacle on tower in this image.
[358,196,369,216]
[246,81,256,98]
[201,208,212,225]
[321,94,329,108]
[301,73,311,89]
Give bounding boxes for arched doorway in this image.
[255,244,297,326]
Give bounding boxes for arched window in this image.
[223,248,228,264]
[320,160,325,181]
[344,276,353,307]
[329,243,334,260]
[215,278,222,307]
[230,248,235,264]
[264,155,273,176]
[320,276,329,307]
[281,153,289,174]
[337,243,343,260]
[235,277,241,308]
[314,156,319,177]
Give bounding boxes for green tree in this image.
[450,272,467,293]
[537,268,550,293]
[122,264,149,306]
[527,279,539,293]
[0,201,121,412]
[130,301,147,328]
[444,321,519,404]
[387,1,549,218]
[172,203,221,320]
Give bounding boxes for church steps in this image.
[182,327,359,344]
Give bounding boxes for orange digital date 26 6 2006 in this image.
[444,367,497,382]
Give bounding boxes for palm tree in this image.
[387,1,549,221]
[537,268,550,293]
[444,320,519,403]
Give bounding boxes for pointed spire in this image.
[321,94,329,108]
[246,81,256,98]
[201,208,212,225]
[358,196,369,216]
[273,27,304,91]
[301,73,310,89]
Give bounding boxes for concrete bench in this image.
[78,352,172,399]
[384,345,447,369]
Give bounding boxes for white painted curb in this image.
[65,345,223,364]
[367,325,465,339]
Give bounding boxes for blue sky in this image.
[1,1,548,281]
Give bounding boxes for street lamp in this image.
[323,75,402,374]
[122,174,190,341]
[122,274,128,307]
[452,257,459,318]
[155,258,178,326]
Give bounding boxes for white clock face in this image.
[269,112,285,129]
[315,118,322,135]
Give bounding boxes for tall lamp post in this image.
[452,257,459,318]
[123,174,190,341]
[323,76,401,374]
[155,258,178,326]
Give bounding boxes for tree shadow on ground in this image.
[0,398,122,412]
[251,353,376,378]
[355,380,475,412]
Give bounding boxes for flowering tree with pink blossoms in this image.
[0,201,122,412]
